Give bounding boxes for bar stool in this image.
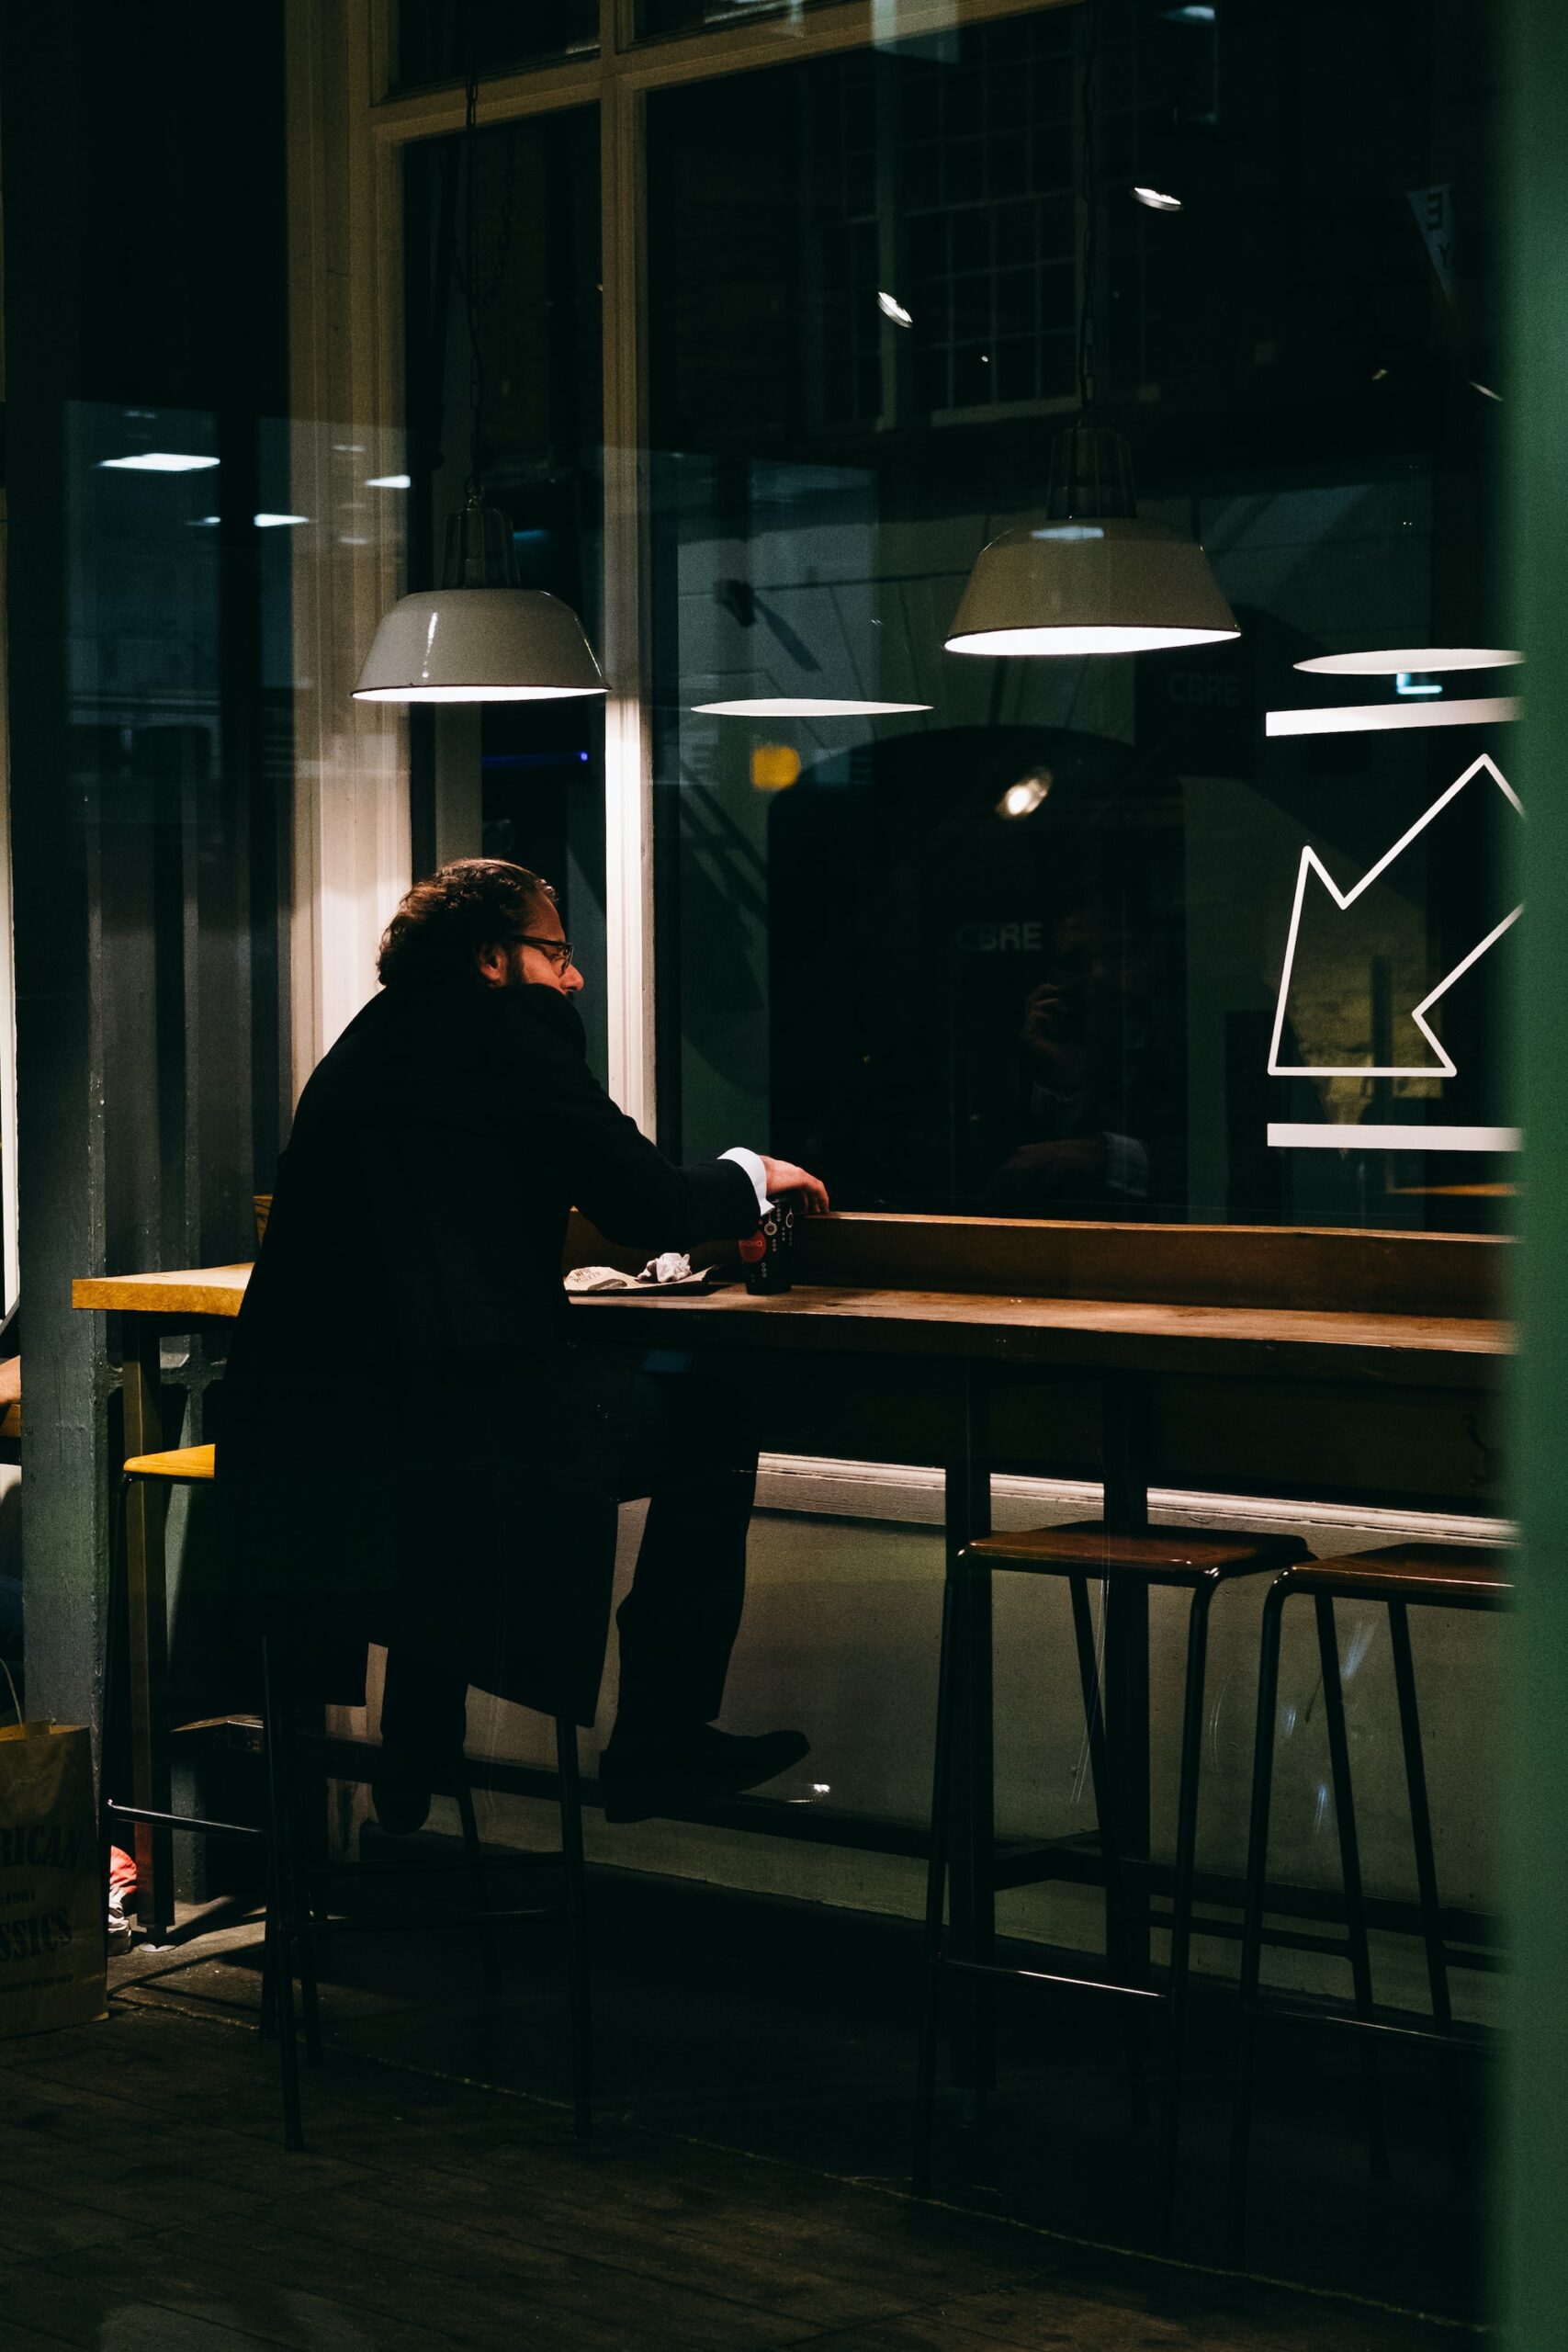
[916,1518,1309,2237]
[1226,1542,1509,2258]
[102,1442,592,2150]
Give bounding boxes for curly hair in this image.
[377,858,557,990]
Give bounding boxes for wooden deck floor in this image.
[0,1974,1463,2352]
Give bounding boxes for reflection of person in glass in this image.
[983,905,1156,1216]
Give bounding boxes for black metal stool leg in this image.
[260,1637,305,2151]
[1227,1576,1286,2261]
[270,1674,323,2070]
[556,1717,592,2138]
[1156,1577,1214,2249]
[99,1476,130,1954]
[259,1902,278,2039]
[1314,1595,1387,2181]
[1068,1571,1147,2130]
[914,1561,961,2195]
[456,1772,502,1994]
[1387,1599,1466,2180]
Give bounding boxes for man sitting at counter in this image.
[220,856,829,1829]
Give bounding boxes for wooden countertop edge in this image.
[570,1285,1512,1369]
[69,1264,1513,1371]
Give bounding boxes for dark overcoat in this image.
[216,977,758,1723]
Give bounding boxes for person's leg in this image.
[610,1366,759,1735]
[379,1649,469,1763]
[373,1649,469,1834]
[595,1364,808,1813]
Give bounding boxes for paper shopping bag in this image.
[0,1713,107,2038]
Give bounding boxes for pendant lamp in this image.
[355,495,605,702]
[353,65,605,707]
[946,0,1236,662]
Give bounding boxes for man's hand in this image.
[761,1157,831,1215]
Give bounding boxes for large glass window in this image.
[393,1,597,92]
[404,106,609,1080]
[647,1,1511,1231]
[72,401,291,1262]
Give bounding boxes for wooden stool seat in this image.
[123,1443,215,1482]
[1273,1544,1508,1610]
[968,1521,1306,1583]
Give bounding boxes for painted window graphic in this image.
[1267,752,1521,1154]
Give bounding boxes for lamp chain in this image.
[1076,0,1101,420]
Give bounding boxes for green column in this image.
[1505,4,1568,2339]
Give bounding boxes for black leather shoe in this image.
[598,1724,811,1824]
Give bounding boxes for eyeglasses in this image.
[513,933,576,973]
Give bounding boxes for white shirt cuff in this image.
[720,1146,772,1213]
[1102,1133,1150,1198]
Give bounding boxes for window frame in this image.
[291,0,1508,1247]
[288,0,1062,1125]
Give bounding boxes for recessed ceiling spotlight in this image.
[693,697,931,718]
[877,290,913,329]
[366,473,412,490]
[1295,648,1521,675]
[99,452,219,473]
[1163,4,1216,18]
[254,513,309,528]
[1132,186,1183,212]
[1470,381,1504,402]
[997,769,1053,820]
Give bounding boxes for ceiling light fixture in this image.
[946,0,1236,662]
[877,290,914,329]
[100,452,219,473]
[997,769,1053,819]
[1131,186,1183,211]
[354,66,604,707]
[1295,647,1521,675]
[694,696,930,718]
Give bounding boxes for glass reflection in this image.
[648,4,1511,1231]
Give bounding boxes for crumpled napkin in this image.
[564,1253,695,1294]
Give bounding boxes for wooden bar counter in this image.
[74,1215,1510,1963]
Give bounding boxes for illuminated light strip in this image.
[1268,1124,1521,1152]
[1266,695,1518,737]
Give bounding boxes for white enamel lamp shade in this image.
[353,588,607,703]
[946,516,1239,658]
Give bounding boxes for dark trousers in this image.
[380,1362,760,1761]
